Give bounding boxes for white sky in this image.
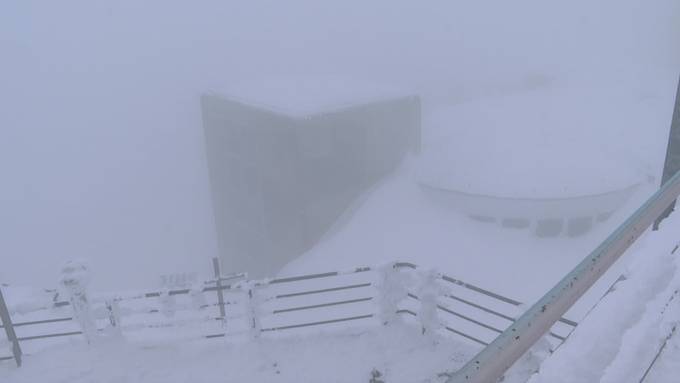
[1,0,679,289]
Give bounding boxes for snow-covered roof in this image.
[205,76,412,117]
[418,86,647,199]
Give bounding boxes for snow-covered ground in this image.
[0,323,474,383]
[281,157,656,322]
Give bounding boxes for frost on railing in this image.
[59,261,97,343]
[416,269,445,340]
[375,263,412,326]
[0,260,578,367]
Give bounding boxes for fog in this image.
[1,0,679,290]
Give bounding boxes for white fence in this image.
[1,260,576,368]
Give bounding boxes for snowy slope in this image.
[528,211,680,383]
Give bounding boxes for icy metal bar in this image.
[445,294,577,329]
[0,287,21,367]
[436,303,504,334]
[445,294,516,322]
[17,331,82,342]
[444,326,489,347]
[440,274,522,306]
[397,307,492,347]
[268,272,340,284]
[12,317,73,327]
[260,314,374,332]
[268,265,373,285]
[448,170,680,383]
[274,283,372,299]
[272,297,372,314]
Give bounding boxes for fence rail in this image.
[0,259,579,369]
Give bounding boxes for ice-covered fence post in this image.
[376,263,410,326]
[60,261,97,343]
[103,299,122,338]
[0,287,22,367]
[417,269,443,340]
[247,284,262,340]
[212,257,227,321]
[159,289,177,318]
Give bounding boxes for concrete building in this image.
[202,85,420,277]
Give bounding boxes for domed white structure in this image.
[418,87,645,237]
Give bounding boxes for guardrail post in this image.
[0,287,22,367]
[654,75,680,230]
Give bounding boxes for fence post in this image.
[376,263,410,326]
[60,261,97,343]
[103,299,122,338]
[247,285,262,340]
[212,257,227,321]
[238,280,262,340]
[0,287,21,367]
[417,270,443,339]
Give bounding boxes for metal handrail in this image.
[447,170,680,383]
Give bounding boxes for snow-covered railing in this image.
[0,260,578,368]
[445,169,680,383]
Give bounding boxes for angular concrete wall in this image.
[201,94,420,277]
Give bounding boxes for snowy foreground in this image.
[0,324,474,383]
[2,207,680,382]
[529,212,680,383]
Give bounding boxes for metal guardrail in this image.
[447,169,680,383]
[1,261,576,367]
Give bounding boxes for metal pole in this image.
[212,257,226,319]
[0,287,22,367]
[654,76,680,230]
[448,169,680,383]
